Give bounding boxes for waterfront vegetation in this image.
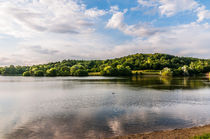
[0,53,209,77]
[194,133,210,139]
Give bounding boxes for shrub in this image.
[160,67,173,76]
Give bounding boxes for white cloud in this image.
[106,11,125,29]
[108,23,210,59]
[85,8,107,17]
[0,0,210,65]
[0,0,107,38]
[109,5,120,13]
[0,0,112,65]
[137,0,157,7]
[158,0,198,17]
[196,6,210,22]
[106,10,162,37]
[137,0,198,16]
[137,0,210,22]
[1,21,210,65]
[106,5,210,59]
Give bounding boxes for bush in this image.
[182,65,189,76]
[160,67,173,76]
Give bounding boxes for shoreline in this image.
[107,125,210,139]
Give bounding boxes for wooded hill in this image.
[0,53,209,76]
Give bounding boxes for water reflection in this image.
[130,76,210,90]
[0,76,210,139]
[61,76,210,90]
[4,109,192,139]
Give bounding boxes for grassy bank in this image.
[194,133,210,139]
[88,70,161,76]
[88,72,101,76]
[107,125,210,139]
[132,70,160,75]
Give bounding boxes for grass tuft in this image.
[194,133,210,139]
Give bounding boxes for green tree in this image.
[58,66,70,76]
[0,53,209,77]
[23,71,31,76]
[173,67,183,76]
[116,65,132,76]
[1,65,17,75]
[100,66,117,76]
[34,70,44,77]
[70,64,88,76]
[46,68,57,77]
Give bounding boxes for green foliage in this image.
[194,133,210,139]
[100,66,117,76]
[23,71,31,76]
[116,65,132,76]
[70,64,88,76]
[173,68,183,76]
[58,66,70,76]
[1,65,17,75]
[88,72,101,76]
[73,69,88,76]
[33,70,44,77]
[182,65,190,76]
[101,65,131,76]
[46,68,57,77]
[0,53,209,77]
[0,67,2,74]
[160,67,173,76]
[1,65,29,75]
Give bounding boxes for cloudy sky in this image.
[0,0,210,65]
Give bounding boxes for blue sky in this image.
[0,0,210,65]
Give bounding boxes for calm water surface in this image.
[0,76,210,138]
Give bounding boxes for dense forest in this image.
[0,53,209,77]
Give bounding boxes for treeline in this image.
[0,53,209,76]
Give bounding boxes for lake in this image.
[0,76,210,139]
